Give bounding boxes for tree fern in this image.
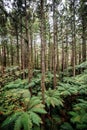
[3,78,29,90]
[20,112,32,130]
[1,112,22,128]
[1,95,46,130]
[69,99,87,129]
[30,106,47,114]
[27,96,47,114]
[28,97,42,109]
[29,111,42,126]
[76,61,87,69]
[14,116,22,130]
[22,117,32,130]
[45,88,63,107]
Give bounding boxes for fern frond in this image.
[14,112,32,130]
[14,116,22,130]
[45,88,63,107]
[30,104,46,114]
[1,112,22,128]
[30,106,47,114]
[60,122,74,130]
[29,111,42,126]
[21,112,32,130]
[28,97,41,109]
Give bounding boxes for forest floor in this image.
[0,62,87,130]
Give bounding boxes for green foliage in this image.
[0,67,29,88]
[26,71,55,94]
[75,73,87,85]
[27,96,47,114]
[57,82,76,97]
[60,122,73,130]
[76,61,87,69]
[1,65,87,130]
[1,112,32,130]
[1,112,22,128]
[0,89,31,115]
[69,99,87,130]
[1,95,46,130]
[3,78,28,90]
[29,112,42,126]
[14,112,32,130]
[39,88,63,107]
[57,69,87,96]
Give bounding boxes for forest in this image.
[0,0,87,130]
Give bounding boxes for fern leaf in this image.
[14,116,22,130]
[21,112,32,130]
[28,97,41,109]
[29,111,42,126]
[30,107,47,114]
[1,112,22,128]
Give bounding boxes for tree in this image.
[80,0,87,62]
[53,0,57,88]
[40,0,46,104]
[70,0,76,76]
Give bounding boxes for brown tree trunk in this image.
[65,25,68,75]
[61,22,65,73]
[41,0,46,104]
[48,25,52,71]
[82,17,86,62]
[10,37,14,66]
[25,0,32,81]
[2,44,6,73]
[15,25,19,66]
[56,21,59,74]
[71,0,76,77]
[21,36,25,79]
[53,0,57,89]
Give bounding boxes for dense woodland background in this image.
[0,0,87,130]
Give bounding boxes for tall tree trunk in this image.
[53,0,57,89]
[79,42,82,73]
[15,25,19,66]
[2,44,6,73]
[48,25,52,71]
[33,37,36,69]
[71,0,76,77]
[82,16,86,62]
[7,45,10,66]
[25,0,32,94]
[41,0,45,104]
[65,1,69,76]
[61,22,65,73]
[10,37,14,66]
[65,23,69,75]
[56,22,59,74]
[61,40,65,73]
[20,17,25,79]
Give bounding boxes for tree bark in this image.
[53,0,57,89]
[41,0,46,104]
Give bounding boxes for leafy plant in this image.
[0,89,31,115]
[60,122,73,130]
[1,112,32,130]
[45,88,63,107]
[1,95,46,130]
[3,78,28,90]
[38,88,63,107]
[69,99,87,130]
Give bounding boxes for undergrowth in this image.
[0,62,87,130]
